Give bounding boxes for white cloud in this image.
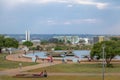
[66,19,98,24]
[75,0,108,9]
[81,19,97,23]
[1,0,108,10]
[64,21,71,25]
[47,20,56,25]
[36,18,98,25]
[51,18,98,25]
[96,3,108,9]
[67,4,73,7]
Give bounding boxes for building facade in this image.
[93,36,104,44]
[53,36,80,44]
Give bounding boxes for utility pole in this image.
[102,44,105,80]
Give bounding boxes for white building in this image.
[26,30,30,41]
[53,36,80,44]
[31,40,41,45]
[21,30,31,43]
[79,38,90,45]
[83,38,89,44]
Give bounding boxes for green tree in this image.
[41,40,48,45]
[79,39,85,44]
[48,38,59,43]
[0,35,5,53]
[110,37,120,41]
[0,35,19,53]
[90,41,120,65]
[4,38,18,48]
[58,40,64,44]
[23,41,33,47]
[67,40,71,44]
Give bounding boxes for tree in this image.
[4,38,18,48]
[79,39,85,44]
[67,40,71,44]
[110,37,120,41]
[48,38,58,43]
[0,35,5,53]
[23,41,33,47]
[90,41,120,65]
[0,35,19,53]
[41,40,49,45]
[58,40,64,44]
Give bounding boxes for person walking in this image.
[19,63,22,69]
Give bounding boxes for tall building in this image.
[99,36,104,42]
[93,36,104,44]
[26,30,30,41]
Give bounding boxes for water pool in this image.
[24,50,90,60]
[24,50,120,60]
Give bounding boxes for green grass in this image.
[0,75,120,80]
[0,53,37,70]
[28,63,120,73]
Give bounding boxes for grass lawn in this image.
[0,53,120,80]
[28,63,120,73]
[0,75,120,80]
[0,53,37,70]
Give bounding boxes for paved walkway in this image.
[0,51,62,76]
[21,72,120,76]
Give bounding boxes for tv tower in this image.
[26,30,30,41]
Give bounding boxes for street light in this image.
[102,44,105,80]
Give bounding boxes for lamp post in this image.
[102,44,105,80]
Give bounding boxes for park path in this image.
[0,62,61,76]
[1,60,120,76]
[0,51,62,76]
[1,51,120,76]
[0,61,120,77]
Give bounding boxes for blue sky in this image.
[0,0,120,34]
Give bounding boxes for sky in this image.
[0,0,120,34]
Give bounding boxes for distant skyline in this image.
[0,0,120,34]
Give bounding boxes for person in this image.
[47,56,51,62]
[24,50,26,55]
[64,58,67,64]
[50,56,53,62]
[77,59,80,63]
[43,70,47,77]
[35,55,38,63]
[33,50,35,54]
[9,50,12,55]
[88,56,91,61]
[19,63,22,69]
[62,58,65,63]
[33,71,44,76]
[41,58,44,63]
